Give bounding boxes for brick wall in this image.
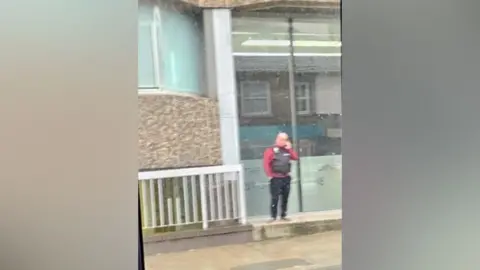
[138,94,222,170]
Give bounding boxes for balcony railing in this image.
[138,164,247,231]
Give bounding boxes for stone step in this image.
[249,210,342,241]
[143,210,342,255]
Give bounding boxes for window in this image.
[137,1,202,95]
[138,21,158,88]
[138,6,161,89]
[240,81,271,116]
[295,82,311,114]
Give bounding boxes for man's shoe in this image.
[280,217,291,222]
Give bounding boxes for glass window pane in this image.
[295,83,311,99]
[293,15,342,214]
[252,99,268,113]
[138,1,153,21]
[233,9,341,223]
[296,99,308,112]
[295,84,307,97]
[234,14,292,218]
[158,1,202,94]
[242,81,268,98]
[232,17,291,55]
[291,18,341,55]
[138,24,156,88]
[243,99,268,114]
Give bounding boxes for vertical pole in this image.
[200,174,209,230]
[238,166,248,224]
[288,17,304,212]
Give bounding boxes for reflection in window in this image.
[240,81,271,116]
[233,12,342,215]
[295,82,311,114]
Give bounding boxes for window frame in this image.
[295,82,312,115]
[239,80,272,117]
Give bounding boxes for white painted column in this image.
[203,9,240,165]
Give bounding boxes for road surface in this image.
[145,231,341,270]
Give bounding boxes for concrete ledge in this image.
[143,224,254,255]
[143,211,341,254]
[249,210,342,241]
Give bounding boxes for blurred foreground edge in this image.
[139,193,146,270]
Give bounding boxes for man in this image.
[263,132,299,222]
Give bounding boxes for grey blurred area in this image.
[343,0,480,269]
[0,0,137,270]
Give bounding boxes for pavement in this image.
[145,231,341,270]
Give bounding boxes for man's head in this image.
[275,132,289,147]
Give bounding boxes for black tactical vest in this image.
[271,147,292,174]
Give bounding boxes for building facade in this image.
[138,0,342,217]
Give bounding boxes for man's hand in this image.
[285,141,292,150]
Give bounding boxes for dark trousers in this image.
[269,176,291,219]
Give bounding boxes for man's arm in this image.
[285,142,299,160]
[263,148,274,178]
[288,148,299,160]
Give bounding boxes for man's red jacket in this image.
[263,146,299,178]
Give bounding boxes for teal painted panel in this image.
[240,125,284,142]
[240,125,325,142]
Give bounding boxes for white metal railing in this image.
[138,164,247,230]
